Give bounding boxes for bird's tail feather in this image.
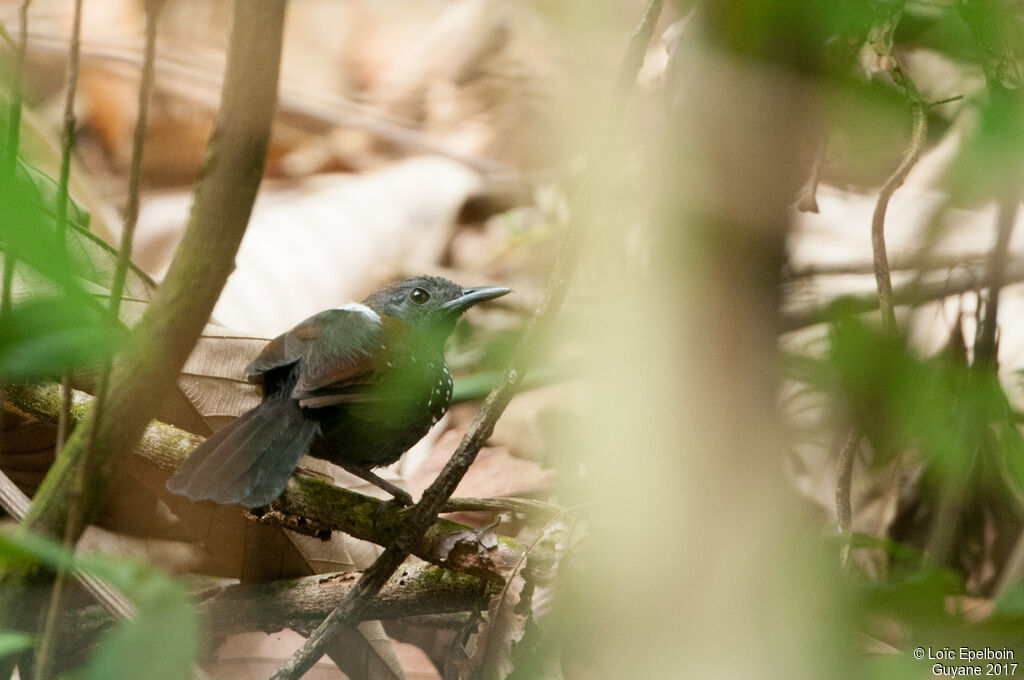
[165,397,318,507]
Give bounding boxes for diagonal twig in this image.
[266,1,667,676]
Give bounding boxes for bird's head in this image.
[362,276,511,340]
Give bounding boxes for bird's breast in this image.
[308,355,453,468]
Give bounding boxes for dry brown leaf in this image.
[329,621,409,680]
[405,430,557,501]
[460,571,526,680]
[282,525,375,575]
[77,524,207,576]
[487,383,581,461]
[392,641,443,680]
[135,159,480,336]
[210,631,347,680]
[178,326,266,427]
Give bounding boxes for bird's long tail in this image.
[165,396,319,508]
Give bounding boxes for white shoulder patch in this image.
[334,302,381,324]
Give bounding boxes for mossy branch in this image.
[65,558,489,652]
[3,381,556,581]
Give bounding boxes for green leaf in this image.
[992,582,1024,620]
[825,317,1005,477]
[0,156,90,294]
[949,87,1024,201]
[0,296,126,379]
[0,632,32,659]
[452,360,580,403]
[0,143,160,381]
[860,564,963,623]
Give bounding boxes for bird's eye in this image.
[409,288,430,304]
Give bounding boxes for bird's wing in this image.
[245,303,393,403]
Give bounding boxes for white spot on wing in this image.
[334,302,381,324]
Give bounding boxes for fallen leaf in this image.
[405,430,556,501]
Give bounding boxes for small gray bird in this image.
[166,276,510,507]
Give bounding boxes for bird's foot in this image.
[374,491,414,533]
[339,463,413,505]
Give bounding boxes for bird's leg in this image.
[339,463,414,506]
[292,466,334,484]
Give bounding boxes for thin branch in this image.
[781,258,1024,331]
[785,252,1016,279]
[797,137,827,213]
[110,1,163,323]
[611,0,664,116]
[33,0,86,671]
[928,94,964,108]
[51,0,84,259]
[35,16,168,671]
[440,496,562,518]
[0,0,31,318]
[871,66,927,336]
[15,0,285,545]
[0,2,32,548]
[265,114,589,680]
[65,0,164,540]
[974,201,1019,365]
[835,429,860,534]
[2,0,30,173]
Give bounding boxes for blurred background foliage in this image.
[1,0,1024,678]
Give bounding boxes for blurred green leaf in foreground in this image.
[0,145,126,380]
[0,530,199,680]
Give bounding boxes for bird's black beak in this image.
[440,286,512,314]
